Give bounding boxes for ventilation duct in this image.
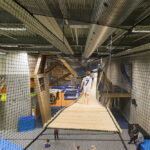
[83,0,143,58]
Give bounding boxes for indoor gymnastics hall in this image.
[0,0,150,150]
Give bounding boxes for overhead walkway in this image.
[97,71,131,108]
[47,73,121,132]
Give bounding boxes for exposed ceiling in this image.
[0,0,150,58]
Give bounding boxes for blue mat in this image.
[0,138,23,150]
[140,140,150,150]
[18,116,35,132]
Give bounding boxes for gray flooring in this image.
[27,129,136,150]
[0,128,43,148]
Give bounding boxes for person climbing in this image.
[81,71,92,105]
[54,128,59,140]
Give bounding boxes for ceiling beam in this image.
[34,15,74,55]
[107,6,150,46]
[57,0,75,54]
[58,0,68,18]
[0,30,17,40]
[114,43,150,57]
[57,55,78,77]
[83,0,143,58]
[133,34,150,42]
[74,28,78,46]
[134,7,150,26]
[0,0,72,55]
[49,73,71,86]
[70,28,75,42]
[44,63,58,73]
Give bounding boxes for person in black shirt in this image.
[54,128,59,140]
[128,124,138,144]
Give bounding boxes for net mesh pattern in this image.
[15,0,145,29]
[0,52,133,150]
[0,52,43,149]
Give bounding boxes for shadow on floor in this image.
[111,108,128,129]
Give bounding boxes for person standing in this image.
[128,124,138,144]
[81,71,92,105]
[91,71,94,88]
[54,128,59,140]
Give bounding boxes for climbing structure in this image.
[48,73,122,132]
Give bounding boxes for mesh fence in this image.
[0,52,43,149]
[0,52,132,150]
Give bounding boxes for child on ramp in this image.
[81,71,92,105]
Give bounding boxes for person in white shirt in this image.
[136,131,144,149]
[81,71,92,104]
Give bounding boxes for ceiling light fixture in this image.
[0,45,18,47]
[132,29,150,33]
[0,27,26,31]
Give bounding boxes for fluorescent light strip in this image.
[0,45,18,47]
[132,29,150,33]
[0,27,26,31]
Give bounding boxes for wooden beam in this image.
[44,63,58,73]
[57,55,78,77]
[30,72,35,78]
[34,74,51,125]
[34,55,42,75]
[49,73,71,86]
[100,93,131,98]
[37,74,44,78]
[75,28,78,46]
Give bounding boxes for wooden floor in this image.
[48,74,121,132]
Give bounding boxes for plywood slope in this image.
[48,73,121,132]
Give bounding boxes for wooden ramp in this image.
[47,73,121,132]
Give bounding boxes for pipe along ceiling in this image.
[83,0,144,58]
